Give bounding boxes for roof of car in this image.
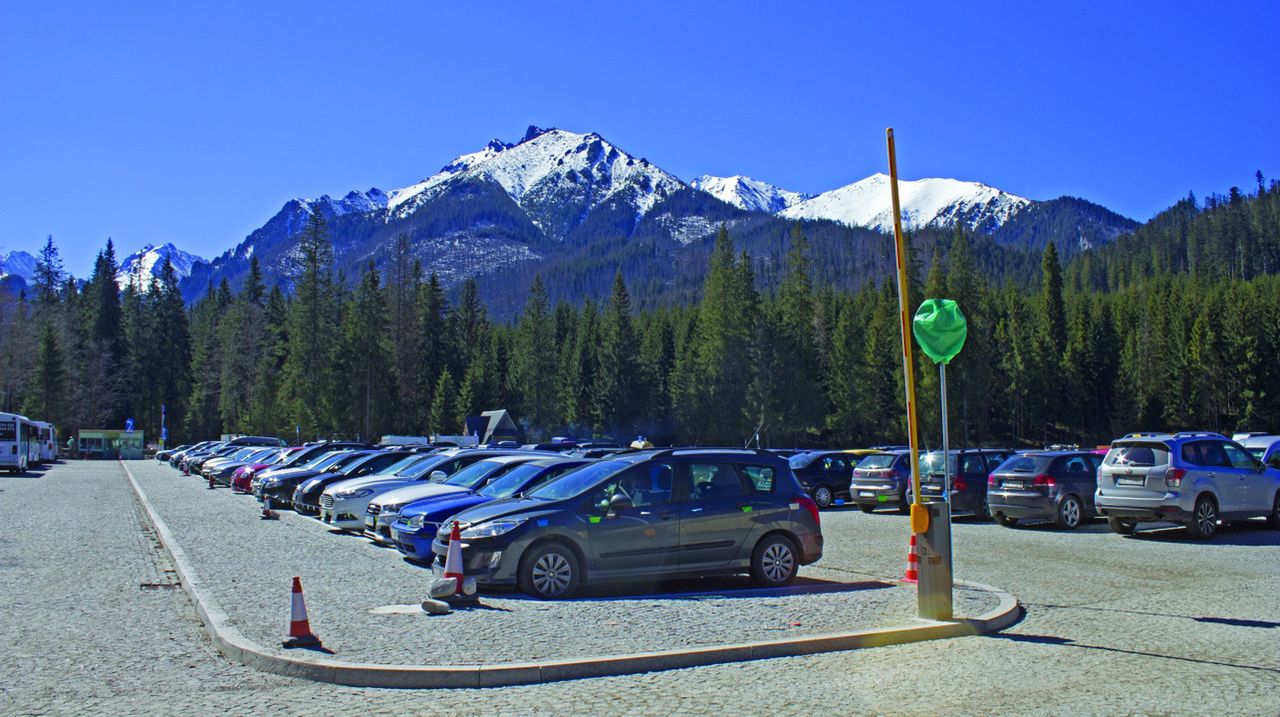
[1018,450,1095,458]
[1241,435,1280,448]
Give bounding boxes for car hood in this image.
[321,475,423,496]
[263,469,321,484]
[447,496,565,528]
[370,483,467,508]
[400,492,487,520]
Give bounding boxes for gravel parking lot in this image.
[2,460,1277,716]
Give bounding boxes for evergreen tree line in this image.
[4,179,1278,448]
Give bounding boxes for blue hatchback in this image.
[391,457,591,560]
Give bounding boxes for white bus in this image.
[0,412,31,474]
[32,420,57,463]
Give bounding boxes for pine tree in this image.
[281,209,338,438]
[513,276,557,434]
[24,323,65,424]
[429,369,457,435]
[32,235,65,309]
[592,270,639,437]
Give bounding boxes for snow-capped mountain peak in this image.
[0,250,37,283]
[691,175,812,213]
[780,173,1031,234]
[116,242,205,291]
[386,126,685,226]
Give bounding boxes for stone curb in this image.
[122,461,1023,689]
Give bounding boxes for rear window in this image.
[739,465,775,493]
[920,452,956,475]
[996,456,1040,473]
[1105,444,1169,467]
[856,454,898,470]
[788,454,818,469]
[0,421,14,442]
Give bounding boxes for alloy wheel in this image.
[761,542,795,583]
[531,552,573,597]
[1195,499,1217,538]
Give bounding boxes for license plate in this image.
[1117,477,1145,486]
[858,491,874,497]
[1004,481,1024,490]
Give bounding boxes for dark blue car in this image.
[390,457,591,560]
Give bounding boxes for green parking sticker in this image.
[878,495,889,502]
[589,516,602,524]
[740,506,753,512]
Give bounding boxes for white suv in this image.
[1095,432,1280,538]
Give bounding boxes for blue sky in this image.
[2,1,1276,276]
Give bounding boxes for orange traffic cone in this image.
[902,534,919,583]
[443,521,464,595]
[207,472,215,489]
[261,496,279,521]
[282,576,322,649]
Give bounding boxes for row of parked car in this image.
[783,431,1280,537]
[158,440,825,599]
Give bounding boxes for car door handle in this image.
[660,511,676,520]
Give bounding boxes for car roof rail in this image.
[1171,431,1226,439]
[1120,432,1171,439]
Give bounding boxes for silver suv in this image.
[1095,432,1280,538]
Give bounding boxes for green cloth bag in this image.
[913,299,967,365]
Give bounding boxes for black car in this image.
[916,448,1015,516]
[987,450,1103,529]
[430,448,824,599]
[259,450,379,507]
[291,450,417,514]
[788,451,864,509]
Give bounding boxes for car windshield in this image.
[787,453,820,469]
[527,459,627,500]
[397,454,455,479]
[372,455,424,475]
[308,452,352,470]
[443,460,506,489]
[1247,447,1265,459]
[478,464,548,498]
[856,454,898,470]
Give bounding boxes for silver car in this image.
[1095,431,1280,538]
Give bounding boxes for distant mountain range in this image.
[6,125,1139,309]
[116,243,206,292]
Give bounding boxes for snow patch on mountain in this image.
[116,243,205,291]
[691,175,811,213]
[781,173,1031,233]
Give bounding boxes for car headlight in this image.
[460,519,527,539]
[335,488,374,499]
[262,479,278,488]
[406,514,430,530]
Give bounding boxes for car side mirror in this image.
[429,470,448,482]
[1256,460,1267,473]
[607,492,633,516]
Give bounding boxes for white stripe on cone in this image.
[443,522,464,595]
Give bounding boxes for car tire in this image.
[812,485,834,509]
[897,491,911,515]
[1055,495,1083,530]
[1107,516,1137,535]
[519,542,581,599]
[1186,495,1218,540]
[1267,492,1280,529]
[858,504,876,514]
[750,534,799,588]
[994,514,1019,528]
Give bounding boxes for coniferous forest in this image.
[3,178,1278,450]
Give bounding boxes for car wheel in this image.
[750,534,799,587]
[1107,517,1137,535]
[994,514,1019,528]
[812,485,834,509]
[1055,495,1083,530]
[897,491,911,515]
[1267,492,1280,529]
[1186,495,1218,540]
[519,542,581,599]
[858,504,876,514]
[976,493,992,521]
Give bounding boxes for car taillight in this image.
[953,477,967,491]
[1165,467,1185,487]
[1033,474,1055,487]
[797,495,821,527]
[884,470,900,480]
[987,473,997,487]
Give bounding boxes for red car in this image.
[232,447,304,493]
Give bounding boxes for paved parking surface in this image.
[1,460,1277,716]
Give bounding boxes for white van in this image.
[0,413,31,474]
[32,421,57,463]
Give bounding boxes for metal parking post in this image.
[911,299,967,621]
